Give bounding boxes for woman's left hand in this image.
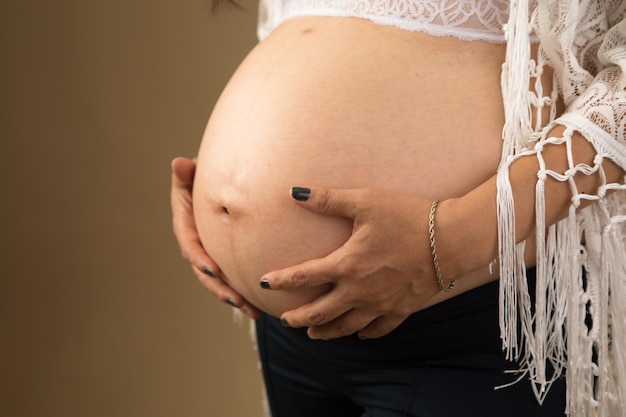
[259,187,455,340]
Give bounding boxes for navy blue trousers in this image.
[256,269,566,416]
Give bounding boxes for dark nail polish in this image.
[291,187,311,201]
[226,299,238,307]
[260,279,271,289]
[280,318,291,327]
[203,268,216,277]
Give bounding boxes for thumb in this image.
[171,156,197,186]
[290,186,362,219]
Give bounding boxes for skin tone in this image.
[171,157,262,319]
[191,17,513,318]
[171,125,624,340]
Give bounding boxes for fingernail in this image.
[203,268,216,277]
[280,318,291,327]
[358,334,368,341]
[291,187,311,201]
[226,299,238,307]
[260,279,271,289]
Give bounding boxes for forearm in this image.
[439,125,625,279]
[508,125,624,239]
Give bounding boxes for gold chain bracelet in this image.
[428,200,455,292]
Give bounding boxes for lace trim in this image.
[281,0,536,43]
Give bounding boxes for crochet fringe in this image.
[499,1,626,416]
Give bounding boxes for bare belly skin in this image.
[193,16,510,317]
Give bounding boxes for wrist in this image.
[427,200,456,292]
[435,184,499,280]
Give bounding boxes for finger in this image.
[171,156,196,186]
[306,309,379,340]
[192,266,261,319]
[170,158,221,277]
[192,265,238,304]
[280,289,351,329]
[238,303,262,320]
[174,217,220,277]
[356,314,407,340]
[259,247,347,291]
[290,186,366,219]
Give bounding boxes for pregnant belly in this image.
[193,16,508,317]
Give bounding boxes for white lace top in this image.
[258,0,540,42]
[255,1,626,416]
[278,0,531,42]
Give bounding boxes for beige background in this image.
[1,1,265,416]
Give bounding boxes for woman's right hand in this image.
[171,156,262,319]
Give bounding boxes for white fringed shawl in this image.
[499,1,626,416]
[257,1,626,415]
